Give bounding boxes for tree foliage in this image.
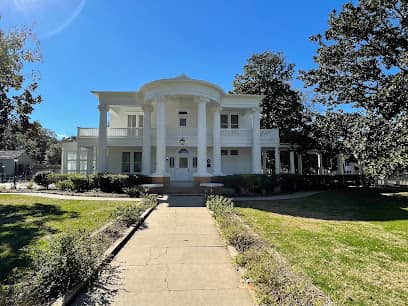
[300,0,408,176]
[0,20,42,143]
[232,51,304,132]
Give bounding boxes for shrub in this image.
[96,174,129,193]
[47,173,70,185]
[33,172,50,189]
[69,175,89,192]
[56,179,74,191]
[26,181,33,189]
[3,230,104,306]
[111,203,146,226]
[206,195,234,218]
[126,186,145,198]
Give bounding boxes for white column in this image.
[212,105,223,176]
[289,151,295,174]
[337,153,344,175]
[317,153,323,175]
[142,105,152,175]
[96,104,108,173]
[61,147,66,173]
[251,108,263,174]
[86,147,93,174]
[195,97,210,177]
[274,147,280,174]
[76,143,81,174]
[152,97,168,177]
[297,153,303,175]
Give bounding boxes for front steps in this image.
[161,181,204,195]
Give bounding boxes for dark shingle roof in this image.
[0,150,25,159]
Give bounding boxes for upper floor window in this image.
[128,114,143,128]
[128,115,136,128]
[221,114,239,129]
[178,111,188,127]
[230,115,239,129]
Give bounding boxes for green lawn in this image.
[0,194,136,283]
[237,190,408,306]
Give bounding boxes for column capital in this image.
[198,96,211,104]
[97,104,109,112]
[250,107,260,113]
[142,104,153,112]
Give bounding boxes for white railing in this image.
[78,128,98,137]
[260,129,279,139]
[108,128,143,137]
[78,128,143,137]
[221,128,251,137]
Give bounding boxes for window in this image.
[230,150,239,156]
[179,118,187,127]
[122,152,130,173]
[169,157,175,168]
[178,111,188,115]
[128,115,137,127]
[138,115,144,128]
[221,149,228,156]
[179,157,188,168]
[67,152,77,173]
[221,114,239,128]
[207,159,211,168]
[231,115,239,129]
[133,152,142,172]
[221,114,228,128]
[193,157,197,168]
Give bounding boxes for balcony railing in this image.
[78,127,279,144]
[78,128,143,137]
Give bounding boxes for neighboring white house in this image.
[61,75,305,183]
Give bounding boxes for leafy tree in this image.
[0,19,42,144]
[300,0,408,176]
[232,51,304,133]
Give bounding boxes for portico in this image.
[62,75,279,183]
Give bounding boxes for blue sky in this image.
[1,0,347,138]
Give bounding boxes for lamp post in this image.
[0,164,4,183]
[13,158,18,189]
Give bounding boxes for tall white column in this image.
[212,105,223,176]
[317,153,323,175]
[152,97,168,177]
[337,153,344,175]
[86,147,93,174]
[76,143,81,174]
[289,151,295,174]
[96,104,108,173]
[61,147,66,173]
[297,153,303,175]
[142,105,152,175]
[195,97,210,177]
[274,147,281,174]
[251,108,263,174]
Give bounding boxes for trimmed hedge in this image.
[47,173,150,193]
[222,174,369,195]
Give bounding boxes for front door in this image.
[168,148,194,181]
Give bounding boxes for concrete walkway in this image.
[74,196,254,306]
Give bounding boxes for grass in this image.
[237,190,408,306]
[0,194,138,283]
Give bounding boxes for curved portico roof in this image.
[140,74,226,101]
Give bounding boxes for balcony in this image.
[77,127,279,147]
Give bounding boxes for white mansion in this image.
[61,75,326,183]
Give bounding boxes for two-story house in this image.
[61,75,290,184]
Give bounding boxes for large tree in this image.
[232,51,304,133]
[300,0,408,176]
[0,20,42,144]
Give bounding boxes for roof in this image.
[0,150,26,159]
